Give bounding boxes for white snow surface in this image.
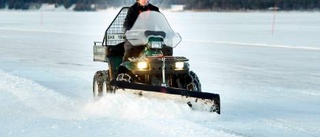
[1,10,320,137]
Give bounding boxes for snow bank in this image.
[0,70,82,120]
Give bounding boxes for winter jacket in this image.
[123,2,159,31]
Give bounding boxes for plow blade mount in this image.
[111,80,220,114]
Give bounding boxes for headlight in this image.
[175,62,184,70]
[137,61,148,69]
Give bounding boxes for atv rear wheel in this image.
[93,71,104,99]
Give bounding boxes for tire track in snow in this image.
[185,40,320,51]
[215,127,253,137]
[0,27,98,36]
[262,119,320,137]
[0,70,83,120]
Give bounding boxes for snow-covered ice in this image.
[1,10,320,137]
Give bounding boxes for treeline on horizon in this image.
[0,0,319,11]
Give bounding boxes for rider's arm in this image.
[123,8,135,31]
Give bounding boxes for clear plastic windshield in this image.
[125,11,181,48]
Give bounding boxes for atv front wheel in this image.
[116,73,132,83]
[102,70,114,93]
[189,71,202,92]
[102,80,108,94]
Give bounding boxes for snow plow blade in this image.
[111,80,221,114]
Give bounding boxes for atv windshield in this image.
[125,11,181,48]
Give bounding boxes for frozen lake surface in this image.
[1,10,320,137]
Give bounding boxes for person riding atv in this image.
[123,0,160,62]
[124,0,159,31]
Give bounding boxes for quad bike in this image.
[92,7,220,114]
